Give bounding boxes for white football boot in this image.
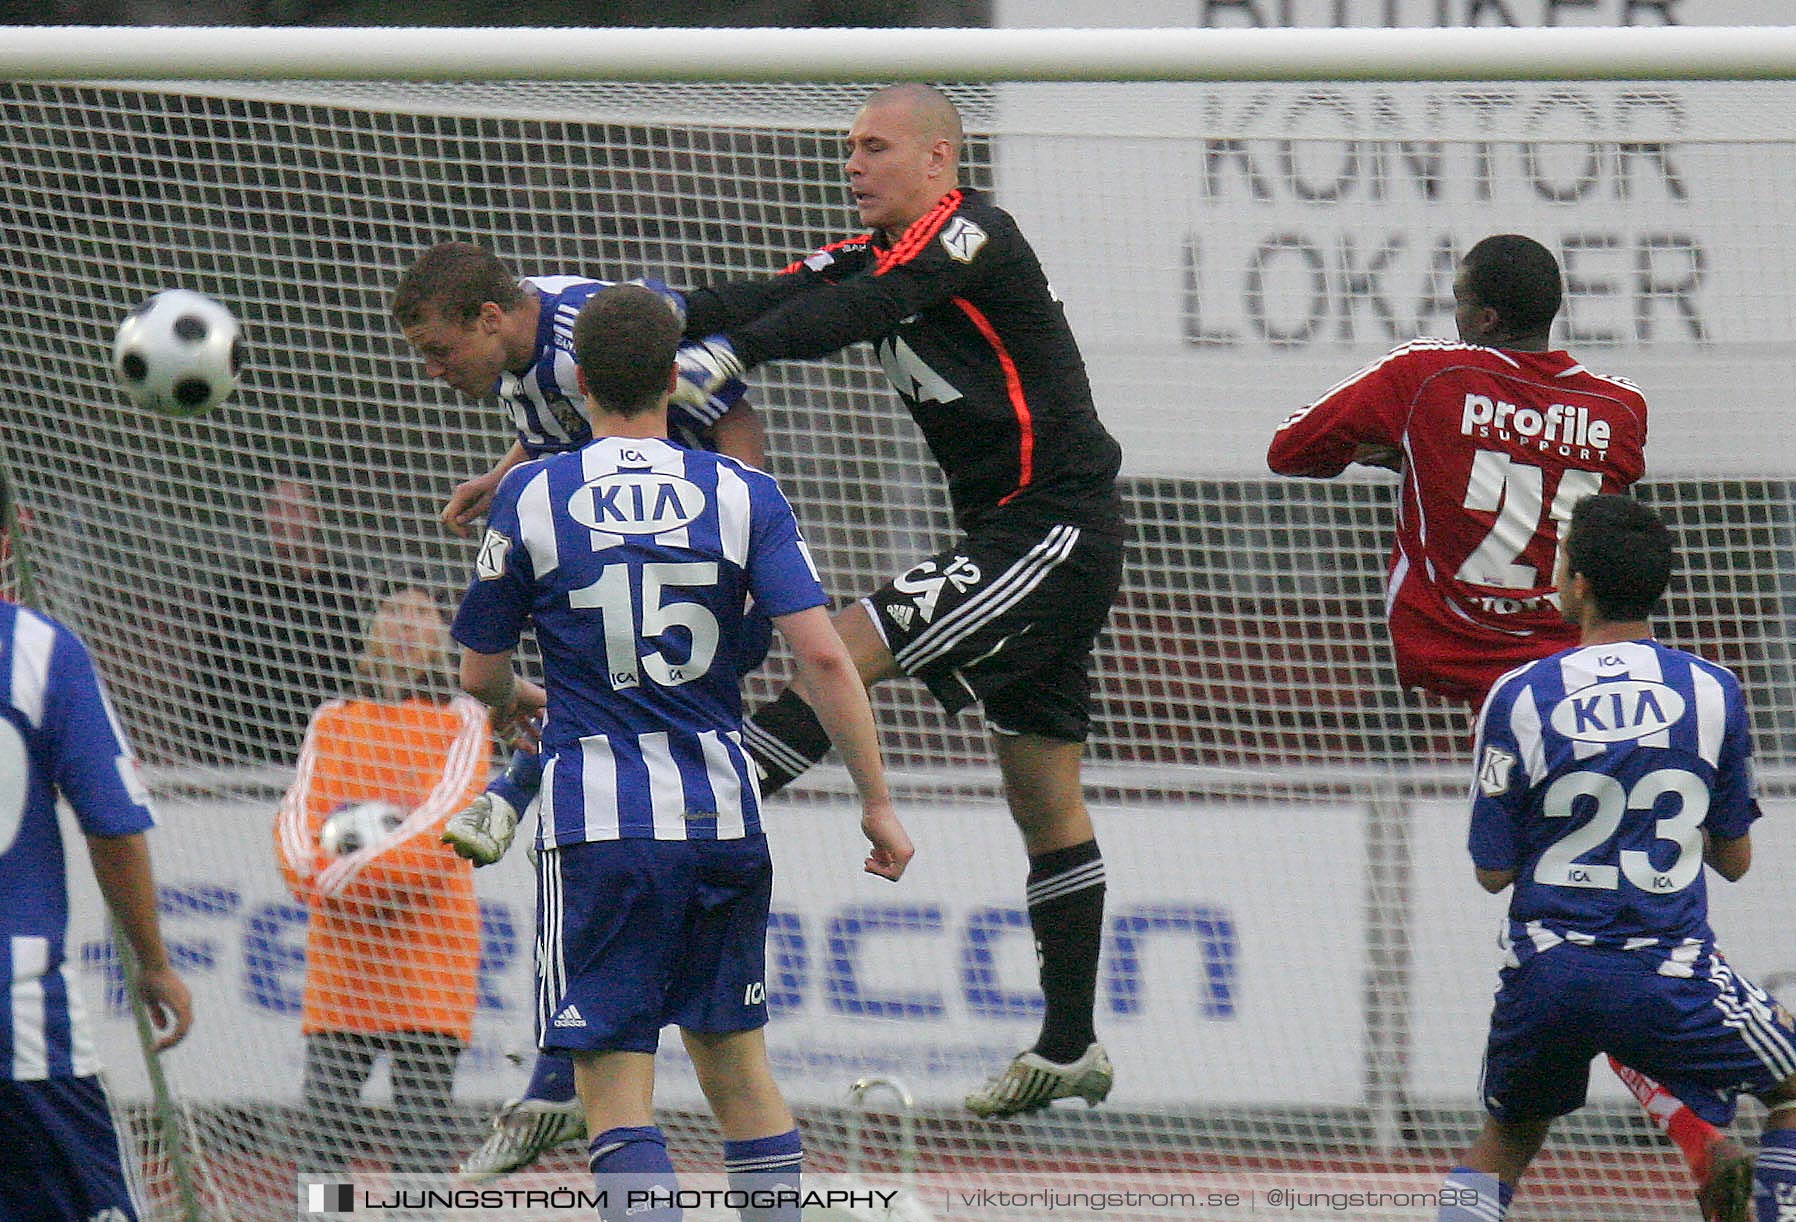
[964,1042,1114,1119]
[458,1095,587,1182]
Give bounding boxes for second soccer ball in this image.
[319,800,404,858]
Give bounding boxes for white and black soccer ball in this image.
[319,800,405,858]
[111,289,244,417]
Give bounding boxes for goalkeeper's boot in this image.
[1695,1135,1753,1222]
[442,792,519,867]
[964,1042,1113,1119]
[458,1095,587,1183]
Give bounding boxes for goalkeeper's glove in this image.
[672,336,745,414]
[627,277,687,326]
[442,791,519,867]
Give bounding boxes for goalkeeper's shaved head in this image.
[864,82,963,162]
[572,283,681,418]
[848,83,964,238]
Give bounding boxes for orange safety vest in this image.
[273,694,492,1040]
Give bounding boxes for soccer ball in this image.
[111,289,244,416]
[319,800,405,858]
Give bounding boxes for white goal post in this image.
[8,25,1796,1221]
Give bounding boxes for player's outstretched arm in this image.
[681,258,848,337]
[459,646,546,750]
[86,831,194,1051]
[1268,354,1411,478]
[773,605,913,882]
[444,440,531,537]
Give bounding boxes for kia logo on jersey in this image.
[1549,679,1687,743]
[570,472,705,535]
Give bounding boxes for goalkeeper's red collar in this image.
[876,189,965,274]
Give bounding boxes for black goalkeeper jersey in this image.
[684,188,1124,535]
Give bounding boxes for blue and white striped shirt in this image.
[0,603,154,1080]
[1469,639,1760,970]
[502,276,745,457]
[452,437,825,847]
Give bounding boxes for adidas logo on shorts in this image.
[552,1005,587,1029]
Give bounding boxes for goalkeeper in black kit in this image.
[672,82,1128,1118]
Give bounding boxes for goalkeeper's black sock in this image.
[742,690,831,798]
[1026,839,1106,1063]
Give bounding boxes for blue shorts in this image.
[536,836,772,1054]
[0,1075,140,1220]
[1480,945,1796,1125]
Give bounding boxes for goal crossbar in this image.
[10,24,1796,84]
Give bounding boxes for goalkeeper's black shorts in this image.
[861,515,1124,743]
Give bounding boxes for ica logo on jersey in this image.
[1548,679,1686,744]
[570,472,706,535]
[1461,393,1612,460]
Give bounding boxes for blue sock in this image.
[1755,1128,1796,1222]
[488,747,543,813]
[523,1051,577,1104]
[590,1125,680,1222]
[1438,1167,1510,1220]
[724,1128,803,1222]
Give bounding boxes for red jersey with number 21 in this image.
[1268,339,1648,705]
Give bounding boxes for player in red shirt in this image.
[1269,234,1647,702]
[1269,235,1749,1222]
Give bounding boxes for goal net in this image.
[4,57,1795,1222]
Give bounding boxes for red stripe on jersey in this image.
[953,296,1035,503]
[780,233,874,275]
[875,190,964,274]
